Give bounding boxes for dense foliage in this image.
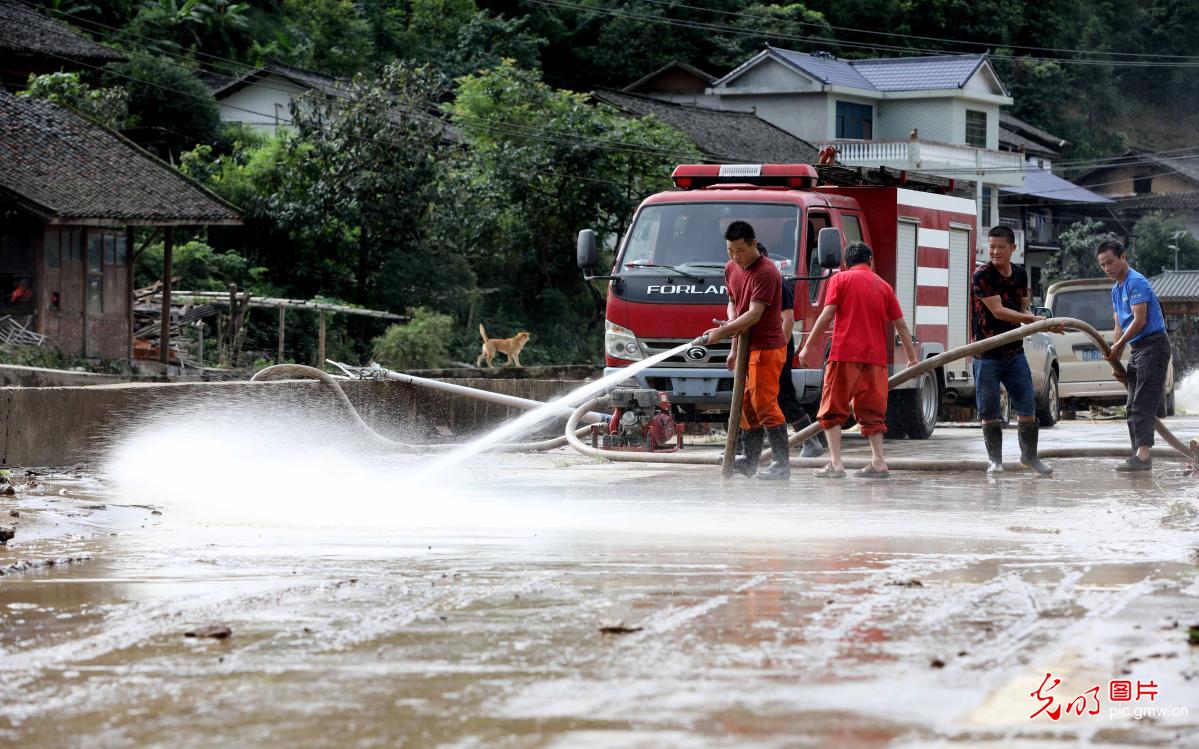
[28,0,1199,364]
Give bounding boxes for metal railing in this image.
[816,139,1026,186]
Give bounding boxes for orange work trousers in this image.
[740,346,787,431]
[817,360,889,436]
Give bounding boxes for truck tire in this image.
[1035,371,1059,428]
[896,369,939,440]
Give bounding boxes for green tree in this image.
[19,71,132,130]
[1131,212,1199,274]
[135,239,266,291]
[447,61,700,362]
[1048,218,1112,285]
[371,307,456,369]
[259,0,374,76]
[269,61,472,324]
[103,53,220,152]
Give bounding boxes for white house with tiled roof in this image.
[652,47,1028,244]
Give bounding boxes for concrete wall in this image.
[876,98,956,142]
[0,377,589,467]
[730,94,830,142]
[0,364,154,388]
[218,75,308,134]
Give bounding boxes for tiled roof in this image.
[624,61,715,93]
[999,113,1068,151]
[212,61,349,100]
[592,89,819,164]
[1076,149,1199,188]
[766,47,994,93]
[853,55,986,92]
[0,0,122,62]
[999,127,1060,158]
[0,91,241,225]
[768,47,875,89]
[1111,190,1199,213]
[1149,270,1199,301]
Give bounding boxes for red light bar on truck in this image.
[671,164,819,190]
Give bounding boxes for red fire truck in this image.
[576,163,978,439]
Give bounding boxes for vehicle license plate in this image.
[1081,348,1103,361]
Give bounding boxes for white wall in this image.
[954,100,1001,149]
[216,74,308,134]
[875,98,955,142]
[722,58,823,92]
[713,94,830,141]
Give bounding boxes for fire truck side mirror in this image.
[816,227,843,269]
[577,229,598,270]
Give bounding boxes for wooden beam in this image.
[318,308,327,367]
[160,227,173,365]
[126,225,135,359]
[277,305,285,363]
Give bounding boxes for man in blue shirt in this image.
[1097,238,1170,472]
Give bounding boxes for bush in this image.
[371,307,454,370]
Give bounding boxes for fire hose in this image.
[251,317,1195,471]
[249,363,597,453]
[562,317,1197,471]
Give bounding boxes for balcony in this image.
[815,139,1026,187]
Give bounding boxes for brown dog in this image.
[476,324,530,368]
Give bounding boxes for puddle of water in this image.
[1,400,1196,747]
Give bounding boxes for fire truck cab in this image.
[577,163,978,439]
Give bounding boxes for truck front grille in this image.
[641,338,730,367]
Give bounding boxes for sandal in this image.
[813,464,846,479]
[854,465,890,478]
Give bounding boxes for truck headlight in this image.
[605,320,644,361]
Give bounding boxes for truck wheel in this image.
[897,370,939,440]
[1036,371,1059,428]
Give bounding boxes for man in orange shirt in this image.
[702,221,791,480]
[799,242,917,478]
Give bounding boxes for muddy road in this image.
[1,414,1197,748]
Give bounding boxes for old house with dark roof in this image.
[0,0,122,91]
[621,61,716,104]
[1072,149,1199,237]
[0,91,240,361]
[592,89,818,164]
[206,61,349,135]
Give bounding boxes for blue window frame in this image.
[835,101,873,139]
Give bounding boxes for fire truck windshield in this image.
[620,203,801,272]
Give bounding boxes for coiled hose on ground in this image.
[251,318,1196,471]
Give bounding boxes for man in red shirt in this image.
[701,221,791,480]
[799,242,917,478]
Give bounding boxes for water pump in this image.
[591,388,682,453]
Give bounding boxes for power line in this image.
[16,0,709,164]
[528,0,1199,68]
[24,0,1199,191]
[637,0,1199,62]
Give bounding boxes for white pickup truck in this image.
[1039,278,1175,418]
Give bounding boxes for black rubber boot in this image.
[982,423,1004,474]
[1018,423,1053,475]
[758,425,792,481]
[732,429,764,477]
